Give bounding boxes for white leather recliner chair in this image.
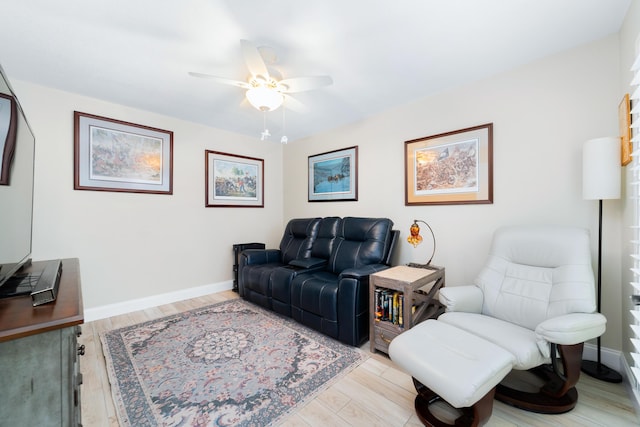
[390,226,606,426]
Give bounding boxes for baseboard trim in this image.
[621,354,640,418]
[83,280,234,323]
[582,342,623,373]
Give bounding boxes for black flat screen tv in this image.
[0,63,36,297]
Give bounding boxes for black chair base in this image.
[413,378,495,427]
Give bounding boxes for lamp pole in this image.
[580,199,622,383]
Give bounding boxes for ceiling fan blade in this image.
[278,76,333,93]
[240,39,270,80]
[283,94,308,113]
[188,72,251,89]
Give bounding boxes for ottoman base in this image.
[413,378,495,427]
[495,343,583,414]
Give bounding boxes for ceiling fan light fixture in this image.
[246,86,284,111]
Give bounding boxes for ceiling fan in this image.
[189,39,333,113]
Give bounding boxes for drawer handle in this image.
[77,344,86,356]
[379,332,392,344]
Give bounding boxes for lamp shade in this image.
[582,137,621,200]
[246,87,284,112]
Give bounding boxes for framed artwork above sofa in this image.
[405,123,493,206]
[205,150,264,208]
[308,145,358,202]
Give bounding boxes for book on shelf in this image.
[374,288,405,326]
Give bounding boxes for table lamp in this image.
[407,219,436,268]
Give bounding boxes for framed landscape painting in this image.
[308,146,358,202]
[74,112,173,194]
[205,150,264,207]
[405,123,493,205]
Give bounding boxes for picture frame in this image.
[74,111,173,194]
[308,146,358,202]
[619,93,632,166]
[0,93,17,185]
[205,150,264,208]
[405,123,493,206]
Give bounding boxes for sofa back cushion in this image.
[310,217,341,260]
[279,218,321,264]
[328,217,394,274]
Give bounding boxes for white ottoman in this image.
[389,319,514,426]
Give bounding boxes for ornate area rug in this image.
[101,298,367,426]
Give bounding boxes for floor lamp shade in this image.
[582,137,621,200]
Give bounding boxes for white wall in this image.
[11,82,285,310]
[283,35,624,351]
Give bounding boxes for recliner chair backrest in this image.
[328,217,394,274]
[279,218,321,264]
[475,226,596,330]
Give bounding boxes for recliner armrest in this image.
[241,249,281,265]
[438,286,483,313]
[535,312,607,356]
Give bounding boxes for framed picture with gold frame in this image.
[405,123,493,206]
[619,93,632,166]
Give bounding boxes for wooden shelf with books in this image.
[369,264,445,354]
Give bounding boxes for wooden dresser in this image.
[0,258,84,426]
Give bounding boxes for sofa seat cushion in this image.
[291,271,339,320]
[243,263,282,295]
[438,312,549,370]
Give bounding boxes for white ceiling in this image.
[0,0,632,143]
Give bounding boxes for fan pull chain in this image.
[260,111,270,141]
[281,106,288,144]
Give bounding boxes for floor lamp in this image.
[581,136,623,383]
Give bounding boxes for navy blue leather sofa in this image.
[238,216,397,346]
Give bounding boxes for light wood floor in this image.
[80,290,640,426]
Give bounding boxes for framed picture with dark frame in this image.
[308,146,358,202]
[0,93,17,185]
[205,150,264,208]
[405,123,493,206]
[74,111,173,194]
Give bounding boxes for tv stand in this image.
[0,258,83,425]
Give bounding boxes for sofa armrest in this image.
[241,249,281,265]
[339,264,389,280]
[336,266,389,346]
[438,286,483,313]
[289,257,327,269]
[535,313,607,356]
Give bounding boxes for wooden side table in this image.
[369,265,445,354]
